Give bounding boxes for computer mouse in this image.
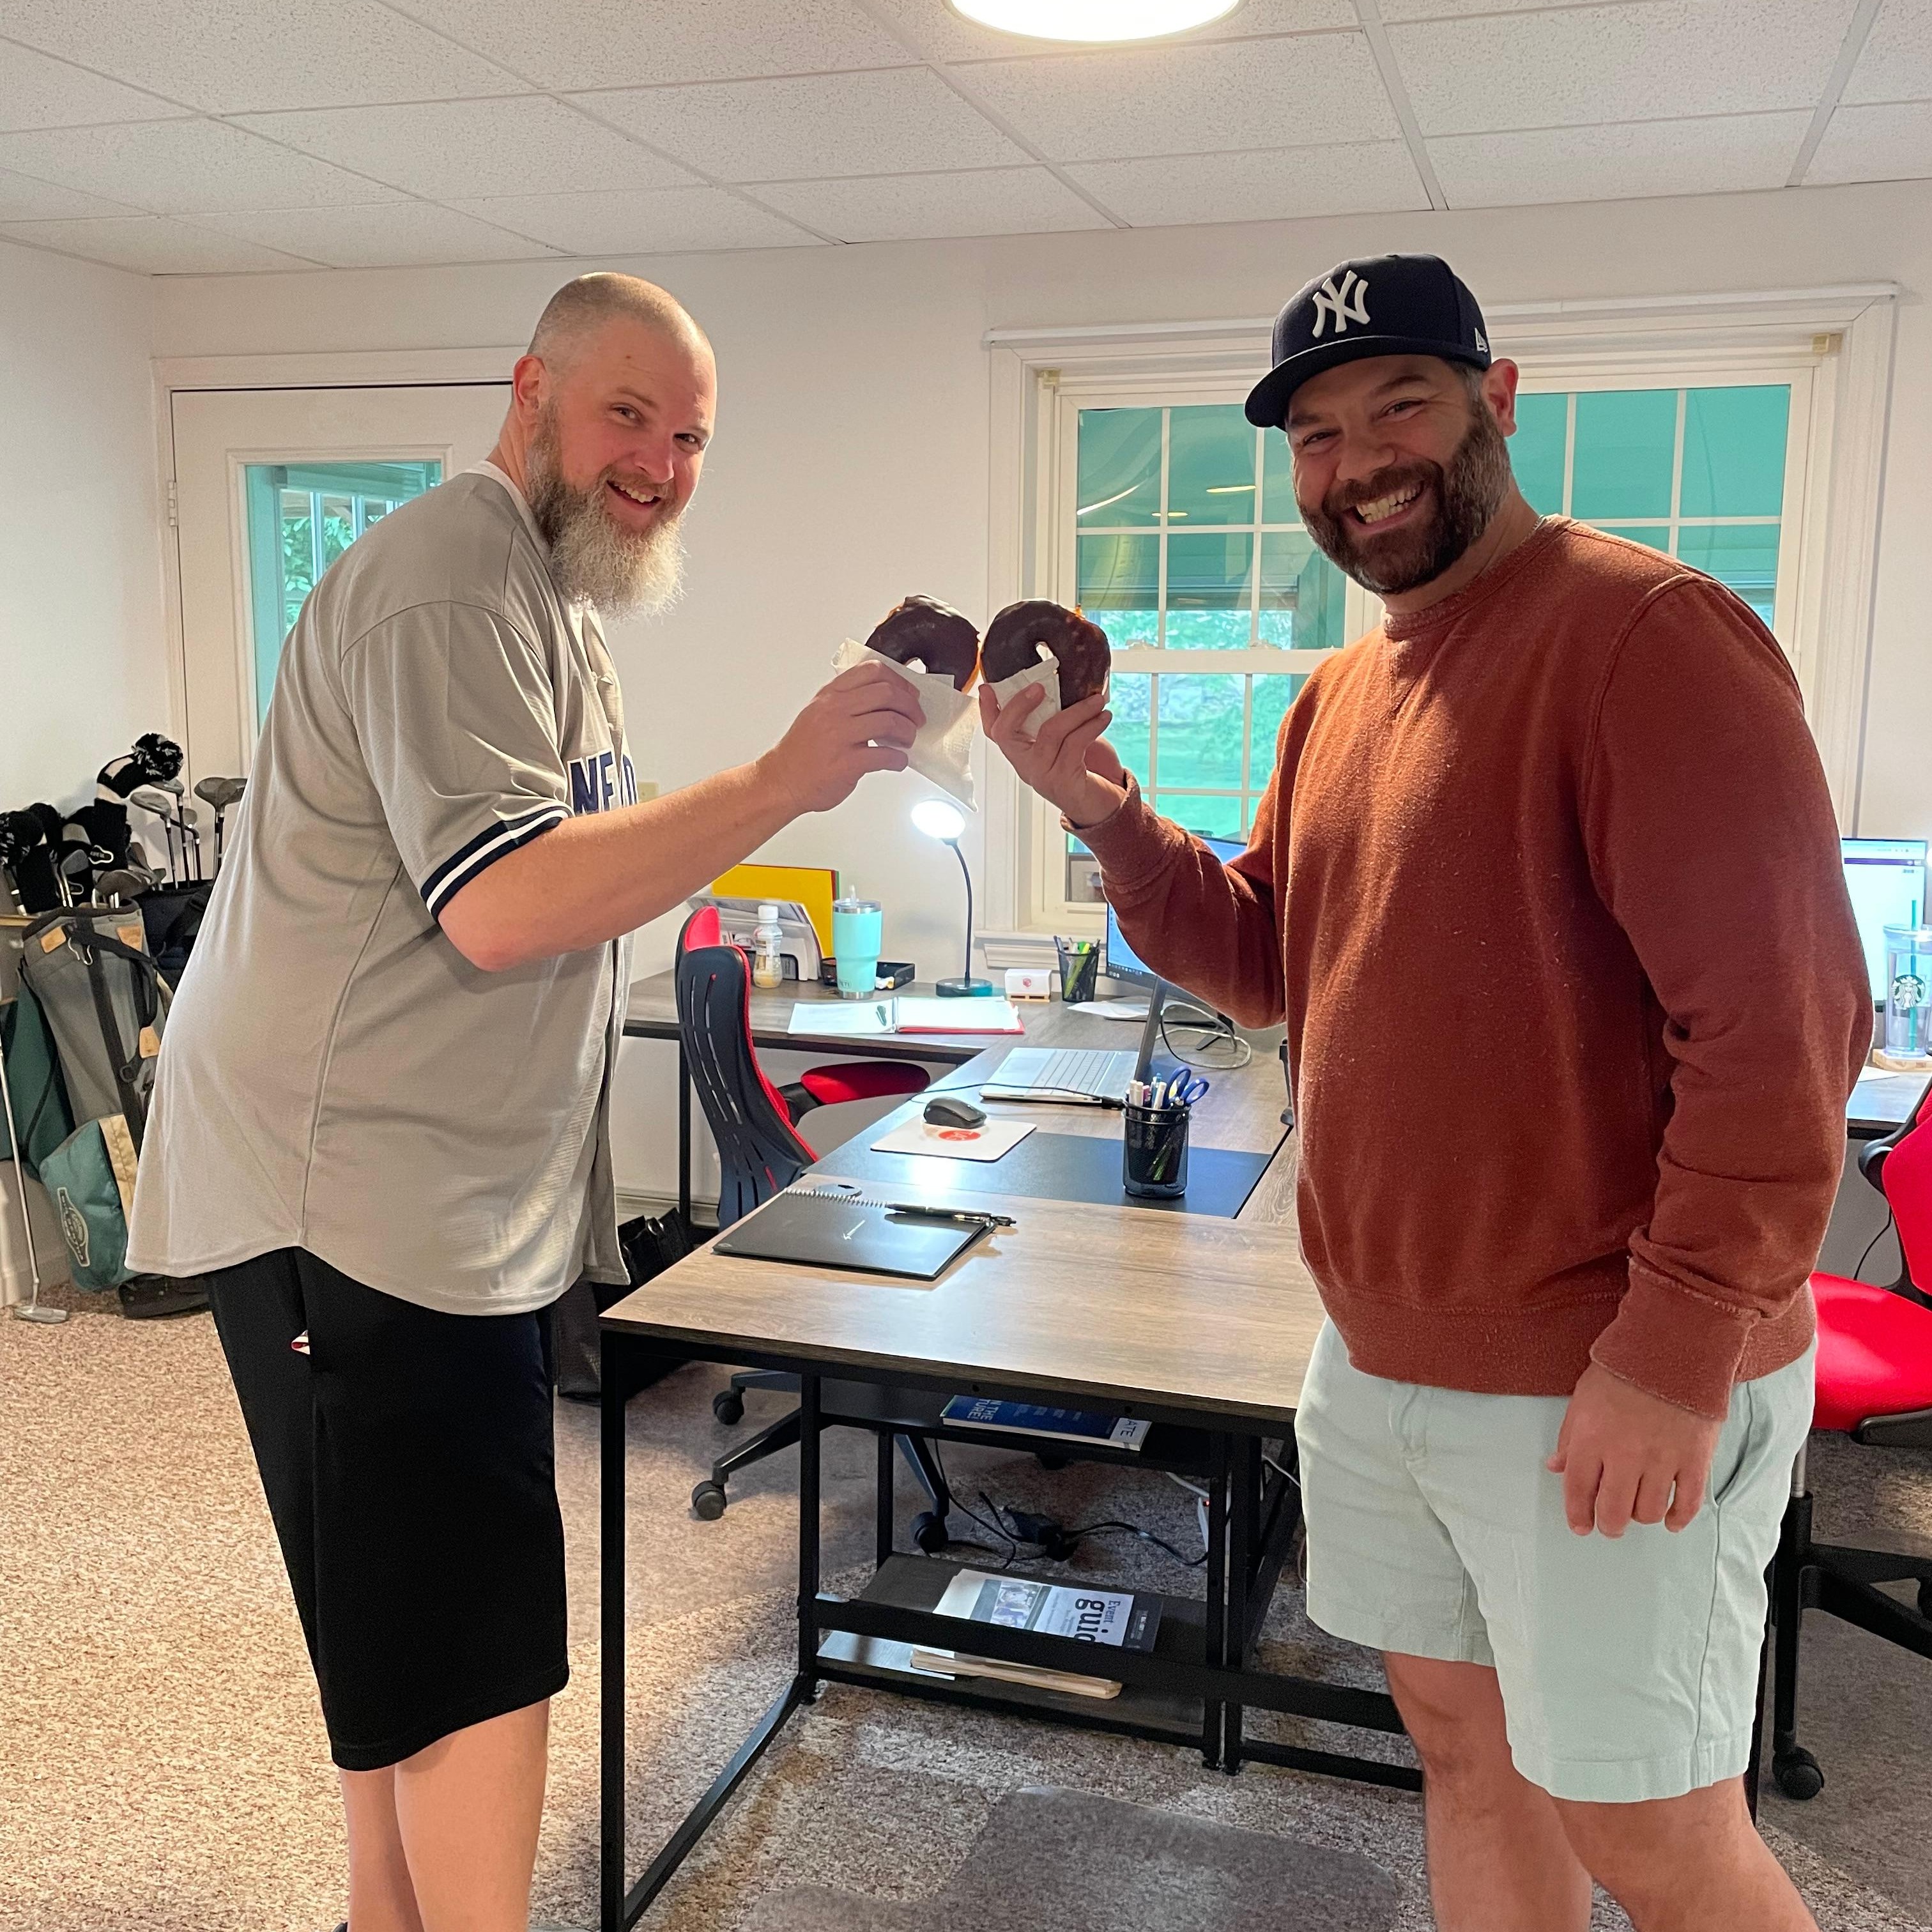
[924,1094,987,1130]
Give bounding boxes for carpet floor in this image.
[3,1285,1929,1932]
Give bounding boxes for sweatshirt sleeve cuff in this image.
[1588,1265,1756,1421]
[1066,777,1186,891]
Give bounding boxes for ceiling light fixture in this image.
[949,1,1244,45]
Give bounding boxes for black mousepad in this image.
[828,1130,1273,1220]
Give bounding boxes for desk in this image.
[597,1033,1397,1932]
[623,970,1294,1227]
[1850,1069,1926,1139]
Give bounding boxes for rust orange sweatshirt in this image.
[1082,519,1871,1419]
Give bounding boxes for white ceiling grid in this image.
[0,0,1920,275]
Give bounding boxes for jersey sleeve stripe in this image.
[420,804,569,919]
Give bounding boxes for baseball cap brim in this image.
[1245,335,1491,429]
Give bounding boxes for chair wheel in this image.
[712,1390,745,1425]
[1774,1748,1825,1800]
[1919,1579,1932,1619]
[1035,1452,1069,1471]
[910,1510,949,1554]
[691,1480,728,1521]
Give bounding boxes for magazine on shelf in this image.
[939,1397,1151,1451]
[909,1568,1163,1701]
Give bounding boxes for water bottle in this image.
[752,903,785,990]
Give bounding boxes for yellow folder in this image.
[711,864,841,957]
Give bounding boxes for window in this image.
[1061,401,1358,903]
[242,459,441,725]
[1511,383,1796,627]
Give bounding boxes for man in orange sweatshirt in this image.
[983,254,1870,1932]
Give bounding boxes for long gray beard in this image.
[525,431,686,620]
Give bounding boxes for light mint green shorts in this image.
[1294,1320,1814,1804]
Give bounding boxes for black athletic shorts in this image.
[207,1248,567,1772]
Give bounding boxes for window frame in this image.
[982,288,1897,944]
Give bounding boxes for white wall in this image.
[146,179,1932,1201]
[1,241,167,815]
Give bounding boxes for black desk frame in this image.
[597,1333,1418,1932]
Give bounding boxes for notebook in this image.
[711,1188,992,1280]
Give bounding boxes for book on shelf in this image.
[909,1568,1163,1701]
[939,1396,1151,1452]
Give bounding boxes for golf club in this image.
[95,867,150,907]
[0,1018,64,1324]
[55,848,91,908]
[128,788,181,885]
[194,776,245,872]
[176,801,204,882]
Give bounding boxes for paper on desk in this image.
[786,999,894,1037]
[870,1116,1036,1163]
[833,637,977,809]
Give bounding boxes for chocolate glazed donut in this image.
[981,600,1110,706]
[864,595,982,692]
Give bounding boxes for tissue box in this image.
[1004,967,1052,1002]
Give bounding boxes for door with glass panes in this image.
[169,383,509,785]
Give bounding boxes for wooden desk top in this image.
[601,1179,1325,1429]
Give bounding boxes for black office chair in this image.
[675,909,954,1545]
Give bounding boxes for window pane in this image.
[1680,385,1788,518]
[1249,672,1307,795]
[1109,671,1151,786]
[1593,523,1671,558]
[1572,389,1676,522]
[1167,403,1255,523]
[1511,392,1568,515]
[1260,427,1298,525]
[319,494,357,568]
[1165,532,1252,649]
[1258,532,1345,651]
[1677,525,1779,625]
[1153,792,1242,839]
[1155,673,1245,791]
[1077,406,1161,527]
[1077,533,1159,648]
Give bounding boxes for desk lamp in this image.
[912,799,994,997]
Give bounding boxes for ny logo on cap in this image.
[1310,269,1371,339]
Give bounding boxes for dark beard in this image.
[1300,400,1514,597]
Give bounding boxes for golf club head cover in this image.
[0,806,62,912]
[72,798,134,866]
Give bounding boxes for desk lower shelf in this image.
[816,1553,1211,1745]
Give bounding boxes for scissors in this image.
[1171,1071,1210,1107]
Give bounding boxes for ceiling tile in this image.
[394,0,915,91]
[1842,0,1932,105]
[0,0,526,113]
[576,68,1026,183]
[1432,111,1812,206]
[864,0,1354,61]
[957,33,1397,162]
[1067,140,1428,226]
[1393,0,1859,135]
[750,165,1112,240]
[1380,0,1677,16]
[1808,99,1932,181]
[0,212,315,272]
[0,39,188,132]
[0,118,405,213]
[195,201,564,267]
[444,185,824,253]
[0,164,138,219]
[233,98,697,201]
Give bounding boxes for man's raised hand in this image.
[758,661,924,816]
[979,683,1128,830]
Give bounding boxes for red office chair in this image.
[674,910,950,1535]
[1768,1073,1932,1798]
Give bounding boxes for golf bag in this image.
[0,981,75,1179]
[139,880,215,988]
[17,908,204,1314]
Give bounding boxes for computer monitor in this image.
[1843,836,1928,1003]
[1104,832,1247,991]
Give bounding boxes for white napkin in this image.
[833,637,978,810]
[986,644,1109,742]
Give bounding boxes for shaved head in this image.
[528,273,711,375]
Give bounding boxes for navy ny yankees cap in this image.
[1245,253,1492,428]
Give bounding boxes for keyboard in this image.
[982,1046,1139,1105]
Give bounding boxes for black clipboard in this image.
[712,1190,990,1280]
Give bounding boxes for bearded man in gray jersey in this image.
[129,275,923,1932]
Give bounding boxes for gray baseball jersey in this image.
[128,464,636,1315]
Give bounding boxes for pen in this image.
[881,1203,1017,1229]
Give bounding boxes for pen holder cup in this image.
[1123,1101,1190,1200]
[1056,939,1100,1006]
